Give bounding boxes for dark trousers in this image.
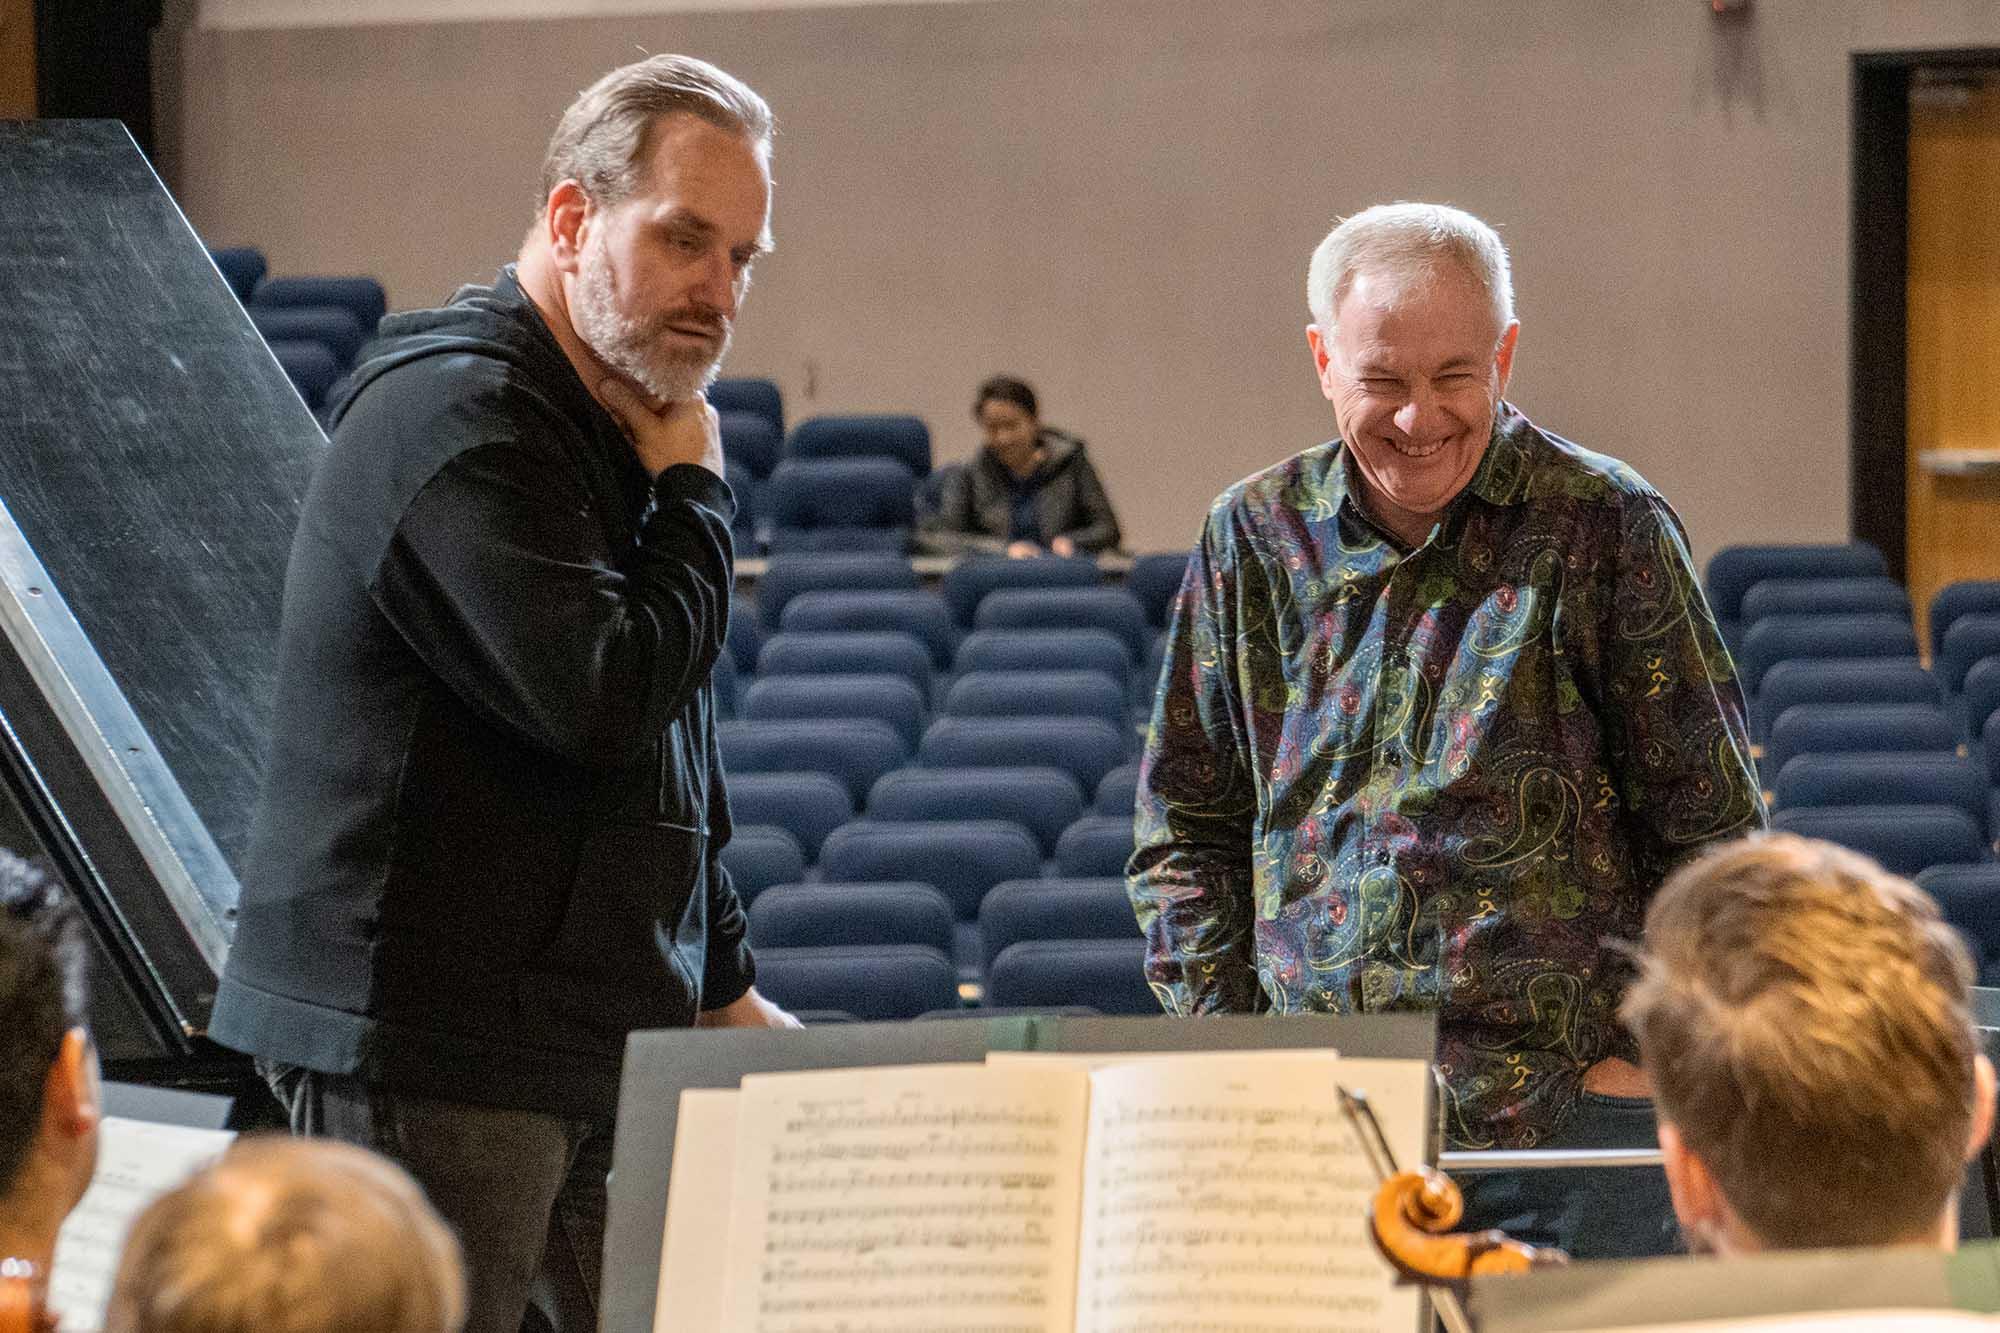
[261,1062,613,1333]
[1456,1091,1681,1261]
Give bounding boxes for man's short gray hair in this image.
[539,54,774,211]
[1306,202,1514,336]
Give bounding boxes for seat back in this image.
[780,589,959,668]
[708,376,784,436]
[974,588,1150,661]
[742,673,927,751]
[748,882,955,954]
[1915,864,2000,981]
[943,670,1129,728]
[1941,615,2000,694]
[984,939,1156,1015]
[1738,614,1918,695]
[1054,814,1136,877]
[755,553,919,629]
[1125,551,1192,628]
[711,643,741,720]
[1772,752,1989,830]
[1752,657,1937,741]
[1739,577,1911,626]
[725,771,854,859]
[1762,703,1959,780]
[1094,762,1141,816]
[1966,656,2000,747]
[752,944,958,1020]
[715,824,808,903]
[251,305,367,370]
[787,414,933,476]
[939,555,1102,625]
[208,245,267,301]
[1931,581,2000,659]
[1768,804,1987,876]
[866,765,1084,856]
[269,339,340,412]
[755,631,934,695]
[978,878,1141,974]
[1706,543,1888,622]
[718,411,782,481]
[953,628,1130,685]
[250,274,388,332]
[817,818,1041,918]
[716,718,910,805]
[726,594,763,668]
[919,716,1127,792]
[767,457,916,535]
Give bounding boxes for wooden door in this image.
[0,0,33,117]
[1906,77,2000,654]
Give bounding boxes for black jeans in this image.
[260,1061,612,1333]
[1456,1091,1681,1261]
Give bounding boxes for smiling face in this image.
[565,112,772,403]
[1308,263,1518,544]
[977,396,1041,474]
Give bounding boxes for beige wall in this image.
[167,1,2000,563]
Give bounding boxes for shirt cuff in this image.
[653,462,736,522]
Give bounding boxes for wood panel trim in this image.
[0,0,34,117]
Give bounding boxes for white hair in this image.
[1306,202,1515,336]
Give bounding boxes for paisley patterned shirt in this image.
[1128,405,1762,1148]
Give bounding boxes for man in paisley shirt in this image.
[1127,203,1762,1256]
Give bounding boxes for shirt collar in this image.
[1331,400,1537,537]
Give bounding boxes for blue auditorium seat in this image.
[978,879,1141,975]
[269,339,340,413]
[742,674,927,751]
[1964,657,2000,751]
[1916,865,2000,986]
[817,818,1041,920]
[1932,581,2000,659]
[716,825,807,903]
[711,644,740,720]
[708,376,784,436]
[755,631,934,697]
[1941,615,2000,695]
[943,670,1129,729]
[984,939,1156,1015]
[1706,543,1887,651]
[766,458,915,553]
[1054,815,1136,878]
[938,555,1103,625]
[725,771,853,859]
[1094,762,1141,816]
[726,596,762,670]
[916,462,959,527]
[251,306,367,370]
[1752,657,1938,742]
[1739,577,1910,626]
[779,590,958,669]
[208,246,267,302]
[1125,552,1192,628]
[752,944,958,1021]
[953,629,1130,686]
[748,882,955,955]
[787,414,932,476]
[718,411,782,483]
[867,765,1084,856]
[1762,703,1959,783]
[755,553,918,630]
[919,716,1127,793]
[251,275,388,333]
[974,588,1151,662]
[1738,614,1918,696]
[1768,804,1986,876]
[717,718,909,806]
[1773,752,1990,832]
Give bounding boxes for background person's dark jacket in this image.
[919,427,1122,554]
[210,267,753,1121]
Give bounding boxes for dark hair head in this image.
[973,375,1037,421]
[0,851,86,1196]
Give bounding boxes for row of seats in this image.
[211,245,389,412]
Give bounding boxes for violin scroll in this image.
[1368,1167,1568,1282]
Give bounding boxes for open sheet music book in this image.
[656,1049,1431,1332]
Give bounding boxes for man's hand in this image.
[695,986,802,1030]
[1582,1056,1652,1099]
[596,377,724,479]
[1050,536,1077,558]
[1005,540,1042,559]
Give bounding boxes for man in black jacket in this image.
[211,54,795,1333]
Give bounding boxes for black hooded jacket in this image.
[209,267,753,1119]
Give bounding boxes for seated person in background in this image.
[104,1137,466,1333]
[1623,831,1997,1254]
[921,375,1122,557]
[0,851,98,1330]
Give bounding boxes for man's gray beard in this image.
[573,247,730,403]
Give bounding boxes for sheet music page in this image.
[48,1116,235,1332]
[655,1089,741,1332]
[1073,1053,1426,1333]
[719,1062,1091,1332]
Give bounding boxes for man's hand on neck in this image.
[595,377,725,480]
